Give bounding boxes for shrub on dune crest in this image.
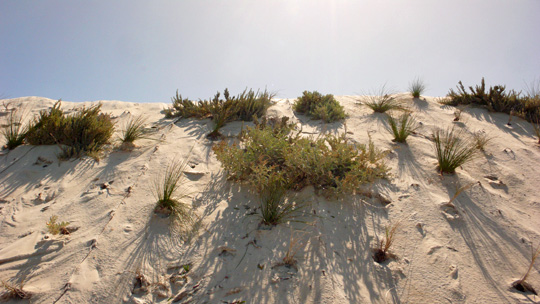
[293,91,347,122]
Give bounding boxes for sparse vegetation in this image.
[432,127,478,174]
[25,100,114,159]
[446,78,540,123]
[119,114,147,150]
[46,215,70,235]
[165,88,275,139]
[512,242,540,295]
[532,119,540,144]
[1,105,28,150]
[409,77,426,98]
[293,91,347,122]
[0,279,31,301]
[472,131,492,151]
[213,116,389,197]
[387,113,418,143]
[257,169,304,225]
[373,222,399,263]
[153,158,192,231]
[363,85,404,113]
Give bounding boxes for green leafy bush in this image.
[293,91,347,122]
[25,100,114,159]
[165,88,275,139]
[213,116,388,197]
[432,127,478,174]
[445,78,540,123]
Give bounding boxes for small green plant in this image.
[363,85,404,113]
[154,158,192,231]
[0,279,31,301]
[512,242,540,295]
[119,114,148,149]
[387,113,418,143]
[46,215,70,235]
[472,131,492,151]
[1,105,28,150]
[373,222,399,263]
[432,127,478,173]
[409,77,426,98]
[165,88,275,139]
[25,100,114,159]
[293,91,347,122]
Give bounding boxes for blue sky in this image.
[1,0,539,103]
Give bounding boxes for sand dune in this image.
[1,95,539,303]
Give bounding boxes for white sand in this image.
[0,95,539,303]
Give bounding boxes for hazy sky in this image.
[1,0,539,103]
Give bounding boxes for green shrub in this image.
[213,116,388,197]
[409,77,426,99]
[46,215,70,235]
[293,91,346,122]
[432,127,478,174]
[1,106,28,150]
[25,100,114,159]
[387,113,418,143]
[446,78,540,123]
[165,88,275,139]
[363,85,404,113]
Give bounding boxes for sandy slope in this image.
[0,95,539,303]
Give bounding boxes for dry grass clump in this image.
[472,130,492,151]
[432,127,478,174]
[46,215,70,235]
[164,88,275,139]
[0,279,31,301]
[153,158,192,232]
[387,113,418,143]
[25,100,114,159]
[213,116,388,197]
[1,104,28,150]
[446,78,540,123]
[409,77,426,99]
[293,91,347,123]
[363,85,404,113]
[119,114,147,149]
[512,242,540,295]
[373,222,399,263]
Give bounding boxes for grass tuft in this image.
[387,113,418,143]
[154,158,193,232]
[409,77,426,98]
[363,85,404,113]
[293,91,347,122]
[373,222,399,263]
[119,114,148,149]
[432,127,478,174]
[1,105,28,150]
[472,130,492,151]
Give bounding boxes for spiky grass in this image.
[363,85,404,113]
[472,131,492,151]
[531,117,540,144]
[46,215,70,235]
[512,242,540,295]
[409,77,426,98]
[432,127,478,173]
[0,279,31,301]
[1,106,28,150]
[154,158,192,231]
[387,113,418,143]
[120,114,147,149]
[373,222,399,263]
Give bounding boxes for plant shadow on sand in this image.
[441,175,536,302]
